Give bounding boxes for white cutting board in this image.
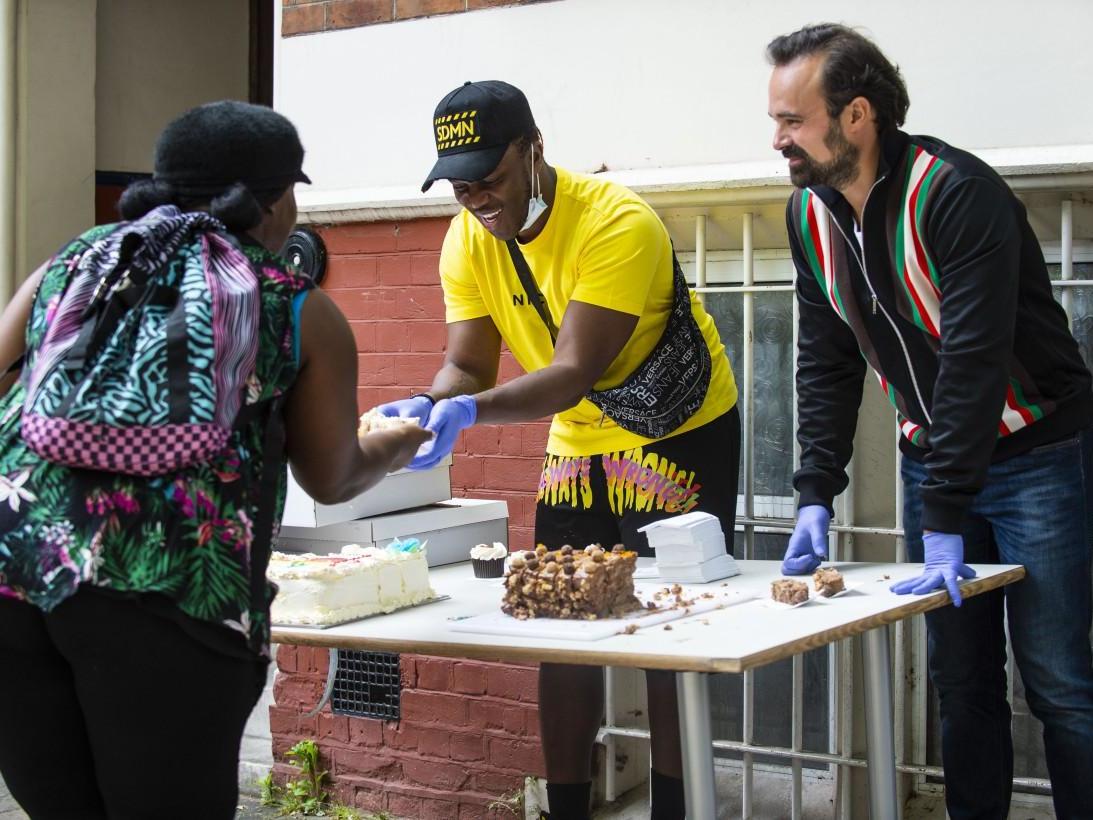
[449,584,756,641]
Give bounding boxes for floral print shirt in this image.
[0,223,312,657]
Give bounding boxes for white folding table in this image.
[272,559,1024,818]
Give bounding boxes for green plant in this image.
[328,805,365,819]
[259,772,281,807]
[260,738,367,818]
[286,740,328,809]
[487,787,526,816]
[260,743,397,817]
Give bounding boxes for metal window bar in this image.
[741,211,757,817]
[598,197,1087,814]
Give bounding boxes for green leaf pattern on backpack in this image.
[0,226,312,657]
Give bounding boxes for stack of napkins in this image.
[639,512,740,583]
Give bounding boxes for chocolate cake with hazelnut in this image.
[771,578,809,605]
[812,567,845,597]
[502,544,642,620]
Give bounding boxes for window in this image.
[601,192,1093,811]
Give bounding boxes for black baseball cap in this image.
[153,100,311,197]
[421,80,536,193]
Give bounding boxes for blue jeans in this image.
[903,430,1093,820]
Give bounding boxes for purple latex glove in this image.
[890,531,977,606]
[373,395,433,426]
[781,504,831,575]
[409,394,477,471]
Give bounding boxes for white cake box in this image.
[655,553,740,584]
[276,497,508,568]
[281,455,452,528]
[639,511,727,565]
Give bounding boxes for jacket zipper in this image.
[825,179,934,426]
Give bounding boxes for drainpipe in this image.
[1061,199,1073,327]
[0,0,15,305]
[694,213,707,307]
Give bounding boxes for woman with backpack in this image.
[0,100,431,819]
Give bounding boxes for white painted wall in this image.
[96,0,250,173]
[277,0,1093,198]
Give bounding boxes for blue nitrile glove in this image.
[408,394,477,471]
[781,504,831,575]
[373,395,434,426]
[890,531,977,606]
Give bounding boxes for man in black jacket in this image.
[768,23,1093,819]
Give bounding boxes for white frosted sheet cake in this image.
[269,542,434,626]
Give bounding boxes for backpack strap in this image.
[164,296,190,424]
[62,236,178,374]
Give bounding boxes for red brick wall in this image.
[271,217,548,816]
[271,646,544,818]
[316,217,545,551]
[283,0,558,37]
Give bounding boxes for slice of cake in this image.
[268,541,434,626]
[771,578,809,605]
[812,567,845,597]
[502,544,642,620]
[358,408,422,437]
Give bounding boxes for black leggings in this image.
[0,588,267,820]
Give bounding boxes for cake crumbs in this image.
[623,624,638,634]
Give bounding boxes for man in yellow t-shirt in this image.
[376,80,740,820]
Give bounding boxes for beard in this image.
[785,119,860,189]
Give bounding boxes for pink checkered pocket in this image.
[21,413,230,476]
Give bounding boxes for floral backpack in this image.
[19,205,264,476]
[0,206,303,653]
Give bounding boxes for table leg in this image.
[676,671,717,819]
[861,625,898,819]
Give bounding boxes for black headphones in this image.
[280,227,327,286]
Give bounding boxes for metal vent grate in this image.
[331,650,401,720]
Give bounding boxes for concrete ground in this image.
[0,775,24,820]
[2,770,1061,820]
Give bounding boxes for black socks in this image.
[650,769,686,820]
[544,781,592,820]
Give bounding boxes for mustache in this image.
[782,146,806,160]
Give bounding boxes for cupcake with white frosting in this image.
[470,542,508,578]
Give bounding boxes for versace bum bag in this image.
[506,240,711,440]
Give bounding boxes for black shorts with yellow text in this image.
[534,406,740,557]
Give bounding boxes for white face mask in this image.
[521,143,548,233]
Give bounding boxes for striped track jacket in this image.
[787,129,1093,533]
